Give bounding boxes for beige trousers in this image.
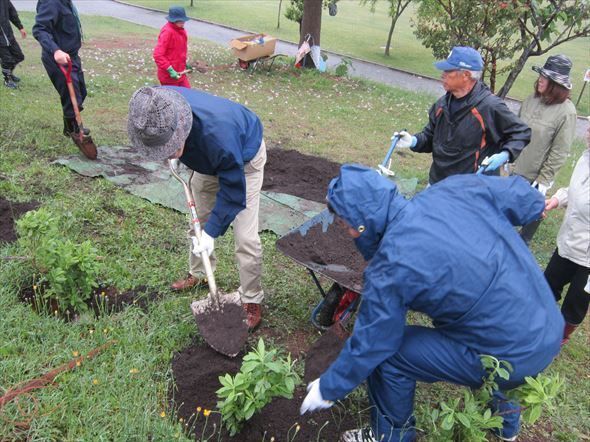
[188,140,266,304]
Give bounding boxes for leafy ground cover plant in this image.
[16,207,99,314]
[427,355,563,441]
[216,338,300,436]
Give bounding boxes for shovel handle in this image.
[169,160,220,308]
[381,132,402,168]
[58,59,85,140]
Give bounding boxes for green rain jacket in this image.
[513,95,577,186]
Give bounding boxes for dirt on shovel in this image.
[194,303,249,357]
[71,133,97,160]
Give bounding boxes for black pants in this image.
[41,51,87,119]
[544,248,590,325]
[0,38,24,70]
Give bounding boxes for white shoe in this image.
[496,436,517,441]
[340,428,377,442]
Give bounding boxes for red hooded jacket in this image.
[153,21,189,87]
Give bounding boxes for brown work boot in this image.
[170,273,205,291]
[243,303,262,330]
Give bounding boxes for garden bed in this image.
[171,335,359,441]
[0,197,39,243]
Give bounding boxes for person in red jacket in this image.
[153,6,191,88]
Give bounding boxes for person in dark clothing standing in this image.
[0,0,26,89]
[32,0,91,139]
[394,46,531,185]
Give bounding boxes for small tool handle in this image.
[381,130,403,168]
[57,58,73,84]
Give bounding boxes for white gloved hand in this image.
[392,131,417,149]
[192,231,214,256]
[300,379,333,415]
[532,180,552,197]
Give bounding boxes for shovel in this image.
[58,59,97,160]
[169,159,248,357]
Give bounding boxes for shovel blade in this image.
[71,134,98,160]
[191,292,248,358]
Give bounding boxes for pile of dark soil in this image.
[263,148,341,203]
[170,342,358,441]
[276,219,366,291]
[0,197,39,243]
[19,283,160,319]
[194,303,248,357]
[304,323,350,383]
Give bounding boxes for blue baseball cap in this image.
[166,6,190,22]
[434,46,483,71]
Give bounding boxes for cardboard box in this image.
[230,33,277,61]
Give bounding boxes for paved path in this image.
[15,0,587,137]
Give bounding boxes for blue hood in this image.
[327,164,408,261]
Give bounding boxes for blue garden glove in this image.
[167,66,180,80]
[393,131,417,149]
[477,151,510,174]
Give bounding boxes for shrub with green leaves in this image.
[426,355,563,441]
[16,208,99,314]
[216,338,300,436]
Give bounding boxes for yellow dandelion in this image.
[129,368,139,374]
[92,379,99,385]
[72,351,79,357]
[203,409,211,417]
[103,328,108,334]
[101,291,105,296]
[160,411,166,418]
[196,406,202,413]
[89,329,94,334]
[76,361,81,367]
[33,285,37,290]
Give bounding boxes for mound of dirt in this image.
[263,148,341,203]
[0,197,40,243]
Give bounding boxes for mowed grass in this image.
[126,0,590,115]
[0,13,588,441]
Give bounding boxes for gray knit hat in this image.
[532,55,573,90]
[127,87,193,160]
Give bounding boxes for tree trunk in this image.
[489,52,497,93]
[190,0,193,7]
[497,40,537,98]
[277,0,283,29]
[299,0,322,68]
[385,15,398,56]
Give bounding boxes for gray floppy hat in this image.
[127,87,193,161]
[532,54,573,90]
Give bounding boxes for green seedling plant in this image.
[16,208,100,314]
[216,338,300,436]
[428,355,563,441]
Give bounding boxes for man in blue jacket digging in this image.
[127,86,266,330]
[300,165,563,442]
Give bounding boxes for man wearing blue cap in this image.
[394,46,531,185]
[299,164,562,441]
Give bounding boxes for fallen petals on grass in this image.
[129,368,139,374]
[92,379,99,385]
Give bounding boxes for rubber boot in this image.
[2,69,17,89]
[561,322,578,346]
[63,117,90,137]
[10,72,20,83]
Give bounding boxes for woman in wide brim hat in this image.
[512,54,578,245]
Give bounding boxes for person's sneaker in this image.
[496,435,517,441]
[4,78,17,89]
[242,303,262,330]
[339,428,376,442]
[170,273,206,291]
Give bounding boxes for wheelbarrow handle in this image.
[169,159,219,308]
[57,58,73,84]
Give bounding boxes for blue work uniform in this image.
[33,0,86,118]
[321,165,563,441]
[165,86,263,238]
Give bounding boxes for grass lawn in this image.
[125,0,590,116]
[0,13,588,441]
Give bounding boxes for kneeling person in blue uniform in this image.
[127,86,266,330]
[300,165,563,442]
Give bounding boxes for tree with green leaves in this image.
[413,0,590,97]
[284,0,338,39]
[361,0,415,56]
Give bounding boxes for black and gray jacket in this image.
[0,0,23,47]
[413,81,531,184]
[33,0,82,56]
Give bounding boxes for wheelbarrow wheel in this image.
[316,283,345,327]
[238,59,250,70]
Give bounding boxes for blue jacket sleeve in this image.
[319,258,408,401]
[32,1,59,54]
[203,151,247,238]
[482,175,544,226]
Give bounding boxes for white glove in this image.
[584,275,590,294]
[192,231,214,256]
[393,131,416,149]
[300,379,333,415]
[532,180,552,197]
